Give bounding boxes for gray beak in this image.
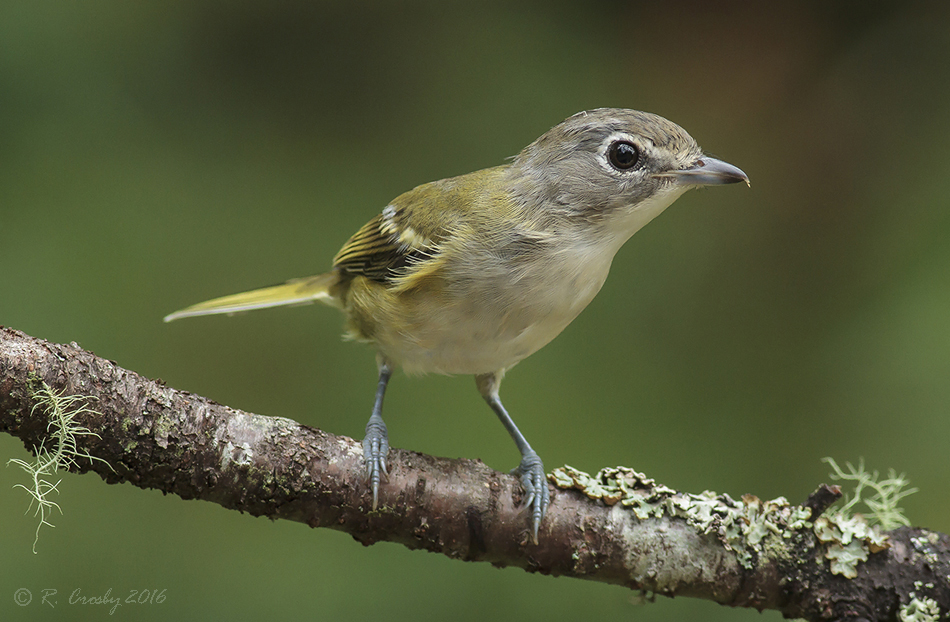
[657,156,749,187]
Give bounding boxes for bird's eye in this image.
[607,141,641,170]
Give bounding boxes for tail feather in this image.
[164,272,338,322]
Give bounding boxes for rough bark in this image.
[2,326,948,621]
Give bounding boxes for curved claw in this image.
[511,449,549,543]
[362,418,389,510]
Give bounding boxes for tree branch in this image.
[1,326,948,621]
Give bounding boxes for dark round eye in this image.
[607,141,641,170]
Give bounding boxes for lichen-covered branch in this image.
[1,326,948,621]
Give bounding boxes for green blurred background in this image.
[2,2,949,620]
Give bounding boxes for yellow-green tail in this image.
[164,272,339,322]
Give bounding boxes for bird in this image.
[164,108,749,542]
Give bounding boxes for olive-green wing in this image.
[332,201,444,284]
[332,166,510,283]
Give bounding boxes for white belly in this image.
[381,241,615,375]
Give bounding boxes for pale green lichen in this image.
[899,593,941,622]
[550,460,911,578]
[910,533,941,568]
[823,538,868,578]
[786,505,813,531]
[7,381,111,553]
[549,466,813,569]
[814,458,917,577]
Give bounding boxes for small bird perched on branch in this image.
[165,108,749,542]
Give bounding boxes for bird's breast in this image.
[363,233,620,376]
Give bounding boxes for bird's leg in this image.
[363,357,393,510]
[476,371,549,543]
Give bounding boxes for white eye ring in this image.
[597,132,646,174]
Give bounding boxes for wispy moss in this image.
[7,381,110,553]
[822,457,916,530]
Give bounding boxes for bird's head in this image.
[510,108,748,242]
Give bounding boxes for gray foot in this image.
[362,414,389,509]
[512,449,549,543]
